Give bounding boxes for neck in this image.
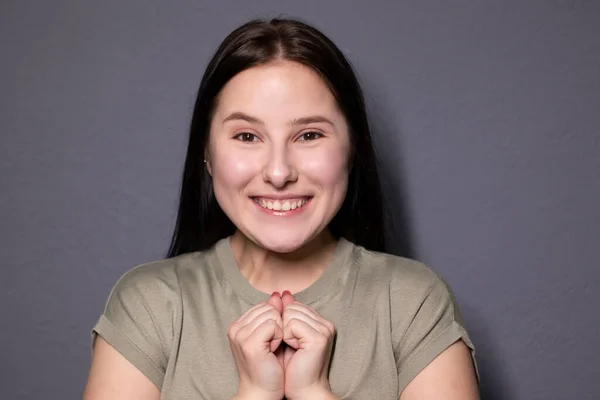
[229,230,338,295]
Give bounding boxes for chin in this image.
[250,231,312,254]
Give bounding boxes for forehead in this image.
[213,61,342,121]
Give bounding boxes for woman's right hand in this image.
[228,292,285,400]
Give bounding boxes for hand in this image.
[274,292,295,372]
[280,291,337,400]
[227,293,285,400]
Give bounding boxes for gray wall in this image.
[1,1,598,399]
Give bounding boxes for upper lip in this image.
[251,194,312,200]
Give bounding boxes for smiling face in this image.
[206,60,351,253]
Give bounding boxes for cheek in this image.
[300,145,350,188]
[211,149,259,193]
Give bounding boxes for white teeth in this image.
[254,197,309,211]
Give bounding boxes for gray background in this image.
[1,1,599,399]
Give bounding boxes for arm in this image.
[390,261,479,398]
[400,340,479,400]
[85,262,179,399]
[83,336,160,400]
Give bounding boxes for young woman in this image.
[84,18,479,400]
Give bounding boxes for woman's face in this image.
[207,60,351,253]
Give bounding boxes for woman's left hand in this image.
[280,291,337,400]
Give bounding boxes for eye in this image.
[298,131,323,141]
[233,132,259,142]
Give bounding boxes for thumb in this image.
[282,291,299,349]
[267,292,284,352]
[249,319,282,352]
[282,290,295,309]
[270,329,283,352]
[267,291,283,314]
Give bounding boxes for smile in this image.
[252,197,312,211]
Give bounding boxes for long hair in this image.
[167,18,386,257]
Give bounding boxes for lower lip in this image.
[251,198,312,216]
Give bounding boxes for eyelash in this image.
[233,132,259,142]
[233,131,324,142]
[298,131,323,141]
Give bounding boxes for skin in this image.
[206,60,351,295]
[211,61,347,399]
[83,60,479,400]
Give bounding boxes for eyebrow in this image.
[222,112,335,127]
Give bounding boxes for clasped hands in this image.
[228,291,337,400]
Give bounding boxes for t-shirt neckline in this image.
[214,236,354,306]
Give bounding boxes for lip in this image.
[250,196,312,215]
[250,194,312,200]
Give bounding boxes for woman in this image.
[84,18,479,400]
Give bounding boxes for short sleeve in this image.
[392,270,478,394]
[91,261,180,389]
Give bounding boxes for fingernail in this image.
[282,290,291,296]
[272,291,281,297]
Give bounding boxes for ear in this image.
[204,156,213,176]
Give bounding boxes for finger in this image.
[238,307,283,342]
[283,308,331,338]
[227,302,268,338]
[264,304,284,351]
[282,290,295,309]
[283,318,328,350]
[284,337,299,350]
[283,316,311,350]
[239,304,278,327]
[228,304,274,340]
[270,336,283,353]
[267,292,283,314]
[284,304,335,335]
[284,303,320,320]
[287,299,317,313]
[239,301,269,319]
[242,319,283,357]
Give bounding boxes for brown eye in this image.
[298,131,323,141]
[234,132,258,142]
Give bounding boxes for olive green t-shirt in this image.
[92,237,477,399]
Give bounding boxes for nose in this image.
[263,143,297,188]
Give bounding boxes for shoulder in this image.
[93,253,210,388]
[110,254,187,294]
[352,245,450,299]
[104,251,210,312]
[98,251,215,348]
[350,244,460,327]
[353,248,479,392]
